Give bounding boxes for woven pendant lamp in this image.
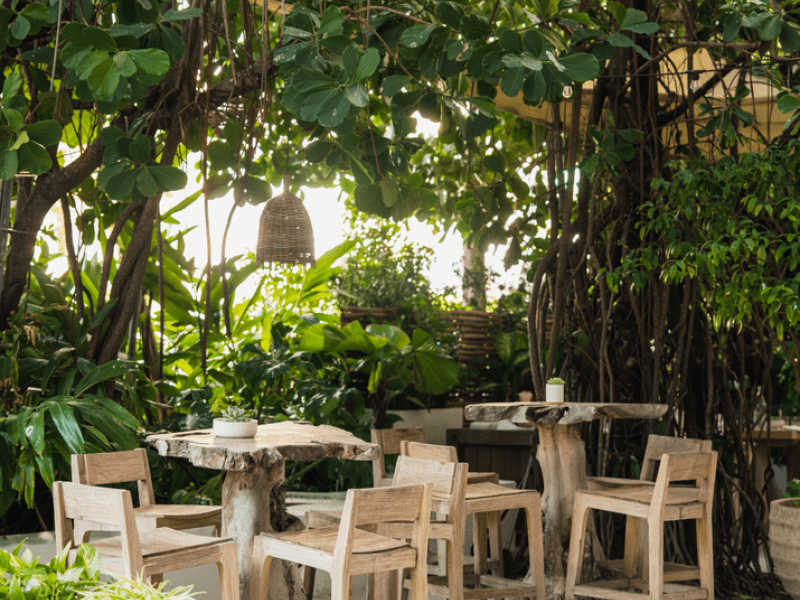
[256,173,315,266]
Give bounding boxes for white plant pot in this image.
[545,384,564,404]
[213,418,258,438]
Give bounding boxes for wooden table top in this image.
[753,424,800,443]
[463,402,668,426]
[146,421,379,472]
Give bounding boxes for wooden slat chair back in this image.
[565,451,718,600]
[71,449,221,535]
[371,428,428,487]
[252,478,435,600]
[53,481,240,600]
[399,442,546,600]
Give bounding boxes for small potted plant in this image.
[213,406,258,438]
[770,479,800,599]
[546,377,565,404]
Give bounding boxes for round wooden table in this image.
[146,421,378,600]
[463,402,668,600]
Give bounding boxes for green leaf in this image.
[401,24,437,48]
[10,16,31,40]
[87,59,121,99]
[318,6,345,36]
[113,51,137,77]
[129,135,152,163]
[0,150,19,179]
[150,164,187,190]
[136,166,158,197]
[723,12,742,42]
[23,120,62,146]
[501,67,525,98]
[162,7,202,21]
[318,90,350,127]
[345,84,369,107]
[28,410,46,454]
[777,93,800,114]
[74,361,131,397]
[18,142,52,175]
[559,53,600,83]
[2,107,24,131]
[105,166,141,199]
[758,15,782,40]
[47,400,85,454]
[780,21,800,52]
[357,48,380,81]
[83,26,117,51]
[129,48,170,76]
[379,75,409,98]
[460,15,491,40]
[342,44,360,79]
[436,2,464,29]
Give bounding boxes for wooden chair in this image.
[53,481,239,600]
[71,449,222,535]
[252,469,436,600]
[400,442,546,600]
[565,451,718,600]
[587,435,713,582]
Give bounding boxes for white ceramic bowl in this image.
[213,419,258,438]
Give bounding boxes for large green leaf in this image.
[73,361,131,396]
[46,399,86,454]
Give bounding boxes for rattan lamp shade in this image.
[256,173,315,266]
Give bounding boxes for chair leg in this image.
[252,538,273,600]
[448,528,465,600]
[303,566,316,600]
[218,541,241,600]
[647,517,663,600]
[623,515,642,577]
[524,495,546,600]
[486,510,503,576]
[408,563,427,600]
[330,569,352,600]
[565,497,591,600]
[697,514,714,600]
[473,512,488,575]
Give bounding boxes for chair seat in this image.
[267,525,411,555]
[90,527,233,559]
[135,504,222,521]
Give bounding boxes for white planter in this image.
[545,384,564,404]
[213,418,258,438]
[770,498,800,599]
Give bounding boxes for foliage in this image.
[300,321,460,427]
[334,218,436,309]
[218,406,253,423]
[786,479,800,500]
[0,290,144,529]
[82,575,200,600]
[547,377,565,385]
[0,541,99,600]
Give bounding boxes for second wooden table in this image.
[463,402,668,600]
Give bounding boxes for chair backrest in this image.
[53,480,144,576]
[399,440,458,464]
[650,451,718,512]
[71,449,156,507]
[641,436,713,482]
[392,454,468,524]
[331,482,433,586]
[370,427,427,485]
